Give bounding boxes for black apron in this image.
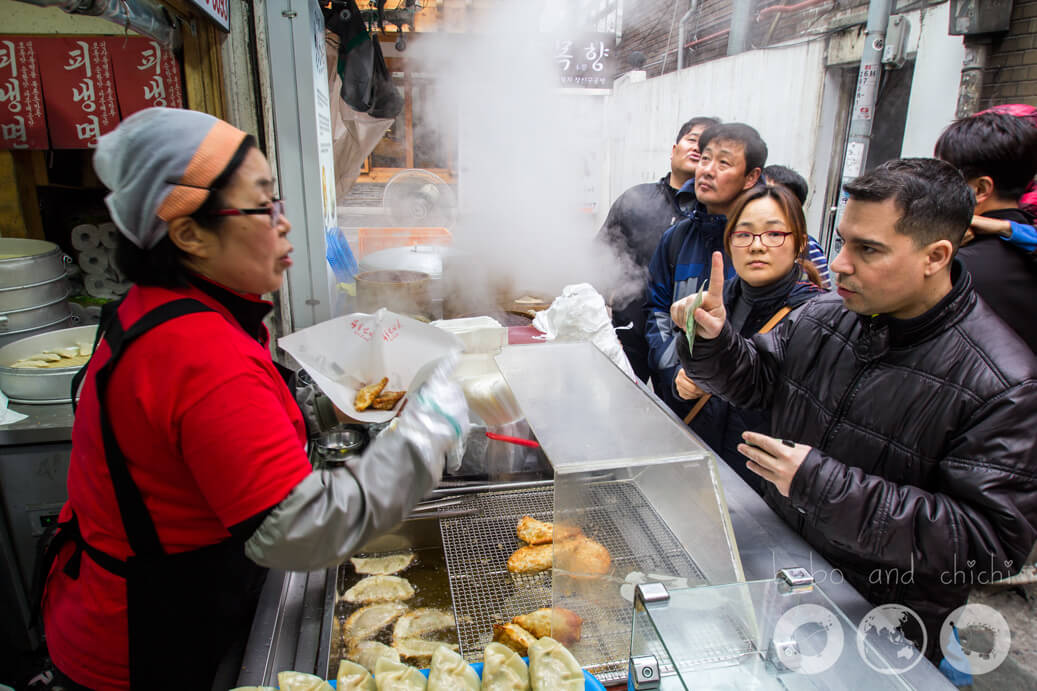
[35,299,269,690]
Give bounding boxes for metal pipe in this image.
[758,0,829,17]
[677,0,699,71]
[727,0,753,55]
[11,0,177,48]
[831,0,894,254]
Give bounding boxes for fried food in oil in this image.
[343,602,408,642]
[554,536,611,577]
[512,607,583,647]
[393,608,456,641]
[492,622,539,656]
[506,543,553,574]
[343,575,415,604]
[354,377,388,411]
[516,516,582,545]
[371,390,406,410]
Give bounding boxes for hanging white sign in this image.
[186,0,230,32]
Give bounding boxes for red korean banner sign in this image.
[0,38,48,150]
[36,37,119,149]
[107,38,184,116]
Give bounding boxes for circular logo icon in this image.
[772,603,844,675]
[940,604,1011,676]
[856,604,927,675]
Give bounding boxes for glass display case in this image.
[494,342,744,684]
[627,570,915,690]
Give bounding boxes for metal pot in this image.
[0,325,97,404]
[0,238,69,287]
[0,294,73,342]
[355,269,431,318]
[0,238,73,346]
[359,246,445,319]
[0,274,69,312]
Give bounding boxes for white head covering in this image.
[93,107,249,249]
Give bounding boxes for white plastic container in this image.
[432,316,508,354]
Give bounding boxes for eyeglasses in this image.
[164,178,285,226]
[730,230,792,248]
[211,199,285,227]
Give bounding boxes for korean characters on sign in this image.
[37,38,119,148]
[555,33,616,89]
[0,38,48,150]
[107,38,184,115]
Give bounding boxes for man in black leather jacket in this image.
[673,158,1037,658]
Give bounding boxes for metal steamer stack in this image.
[0,238,73,348]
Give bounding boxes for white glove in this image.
[400,353,470,474]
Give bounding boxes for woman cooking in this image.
[671,184,824,494]
[37,108,468,690]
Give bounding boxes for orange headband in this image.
[156,120,248,221]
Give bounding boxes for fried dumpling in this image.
[344,575,415,604]
[344,602,409,642]
[516,516,582,545]
[374,657,428,690]
[553,536,611,577]
[427,646,480,690]
[393,637,459,665]
[336,660,376,691]
[512,607,583,647]
[482,642,531,691]
[492,622,538,656]
[528,637,583,691]
[347,640,400,671]
[506,544,553,574]
[351,552,416,575]
[393,608,456,641]
[276,671,330,691]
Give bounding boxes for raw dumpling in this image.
[336,660,376,691]
[351,552,416,575]
[348,640,400,671]
[344,575,415,604]
[374,658,428,690]
[528,637,583,691]
[276,671,331,691]
[344,602,409,642]
[426,646,480,690]
[393,608,456,641]
[482,642,531,691]
[393,637,459,665]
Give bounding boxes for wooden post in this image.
[0,151,45,240]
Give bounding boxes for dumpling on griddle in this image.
[374,658,427,690]
[426,646,480,690]
[336,660,376,691]
[351,552,416,575]
[482,642,531,691]
[394,637,459,666]
[343,602,408,642]
[344,575,415,604]
[348,640,400,671]
[276,671,330,691]
[393,608,455,641]
[528,637,583,691]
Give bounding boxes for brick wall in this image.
[979,0,1037,108]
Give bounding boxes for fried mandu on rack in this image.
[371,390,406,410]
[506,543,554,574]
[553,536,611,578]
[354,377,389,411]
[516,516,582,545]
[492,622,539,656]
[512,607,583,647]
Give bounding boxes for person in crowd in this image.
[37,108,468,691]
[934,110,1037,352]
[674,184,825,494]
[671,157,1037,658]
[644,122,765,418]
[761,164,832,288]
[597,116,719,383]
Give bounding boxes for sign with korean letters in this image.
[107,38,184,115]
[35,37,119,149]
[554,32,616,90]
[0,38,48,150]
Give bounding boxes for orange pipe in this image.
[758,0,828,17]
[684,29,731,48]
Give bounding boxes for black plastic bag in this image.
[327,0,403,119]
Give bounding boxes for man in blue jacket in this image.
[644,122,766,417]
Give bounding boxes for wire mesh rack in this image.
[438,481,728,685]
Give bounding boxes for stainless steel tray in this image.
[438,482,708,685]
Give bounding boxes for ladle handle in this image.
[485,431,539,448]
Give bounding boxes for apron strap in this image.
[682,305,793,425]
[94,298,214,559]
[71,299,122,412]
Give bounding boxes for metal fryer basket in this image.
[438,482,719,685]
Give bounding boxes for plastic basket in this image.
[357,227,452,258]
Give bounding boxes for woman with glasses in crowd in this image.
[36,108,468,691]
[673,183,824,494]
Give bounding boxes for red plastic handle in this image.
[485,431,540,448]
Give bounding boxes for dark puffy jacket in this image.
[680,274,825,494]
[680,262,1037,654]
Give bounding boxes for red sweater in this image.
[42,279,311,690]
